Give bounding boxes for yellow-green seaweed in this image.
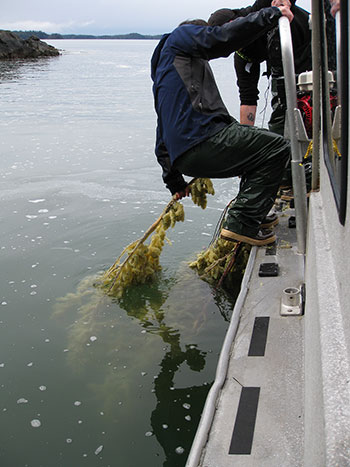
[96,178,215,297]
[189,238,251,286]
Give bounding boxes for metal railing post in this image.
[279,16,308,255]
[311,0,321,190]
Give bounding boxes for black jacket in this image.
[234,0,312,106]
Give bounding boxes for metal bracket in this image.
[280,287,303,316]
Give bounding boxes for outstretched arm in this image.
[177,7,284,61]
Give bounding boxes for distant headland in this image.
[13,30,163,40]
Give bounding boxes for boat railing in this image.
[278,16,308,255]
[185,248,258,467]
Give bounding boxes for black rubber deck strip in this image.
[248,317,270,357]
[229,386,260,455]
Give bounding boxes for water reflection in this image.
[0,58,54,82]
[0,60,23,81]
[120,280,210,463]
[151,339,209,465]
[54,263,235,465]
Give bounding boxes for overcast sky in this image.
[1,0,311,35]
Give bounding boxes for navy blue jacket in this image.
[151,7,282,194]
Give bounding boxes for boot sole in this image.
[220,229,276,246]
[281,192,311,201]
[260,217,279,229]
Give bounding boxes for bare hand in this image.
[272,0,291,7]
[277,5,294,22]
[175,185,191,200]
[330,0,340,17]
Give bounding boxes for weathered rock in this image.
[0,30,60,59]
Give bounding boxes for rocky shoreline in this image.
[0,30,60,59]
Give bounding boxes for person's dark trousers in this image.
[268,95,292,189]
[268,94,286,136]
[174,120,290,237]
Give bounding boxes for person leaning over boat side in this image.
[151,6,292,247]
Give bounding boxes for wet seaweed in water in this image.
[189,238,250,288]
[188,191,251,288]
[96,178,215,298]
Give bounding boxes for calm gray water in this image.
[0,40,267,467]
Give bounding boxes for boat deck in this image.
[198,207,305,466]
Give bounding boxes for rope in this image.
[216,242,242,289]
[209,197,237,246]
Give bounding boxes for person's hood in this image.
[151,33,170,81]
